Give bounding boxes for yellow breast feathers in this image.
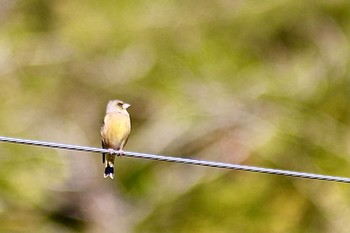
[101,113,131,150]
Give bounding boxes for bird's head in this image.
[106,99,130,114]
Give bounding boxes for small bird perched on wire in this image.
[100,99,131,179]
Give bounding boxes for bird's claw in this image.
[107,149,124,156]
[108,148,116,155]
[116,150,124,157]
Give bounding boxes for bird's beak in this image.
[123,103,131,109]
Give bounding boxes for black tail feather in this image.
[104,164,114,179]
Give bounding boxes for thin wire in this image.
[0,135,349,184]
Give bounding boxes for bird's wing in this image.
[102,140,107,163]
[101,120,107,163]
[121,134,130,149]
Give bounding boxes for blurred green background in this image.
[0,0,350,232]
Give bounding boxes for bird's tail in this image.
[104,161,114,179]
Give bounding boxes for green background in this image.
[0,0,349,232]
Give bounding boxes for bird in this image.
[100,99,131,179]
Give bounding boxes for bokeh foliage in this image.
[0,0,349,232]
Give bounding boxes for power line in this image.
[0,135,349,184]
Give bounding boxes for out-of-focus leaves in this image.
[0,0,349,232]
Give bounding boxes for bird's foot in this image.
[108,148,117,155]
[116,149,124,157]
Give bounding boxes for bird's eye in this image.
[117,102,123,107]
